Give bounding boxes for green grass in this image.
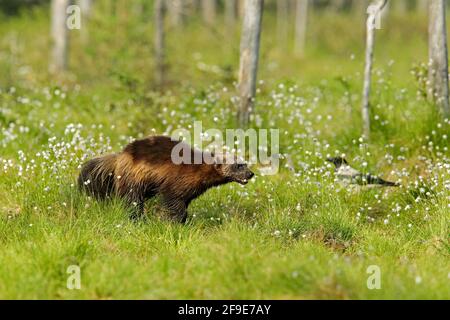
[0,3,449,299]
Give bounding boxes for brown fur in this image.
[78,135,254,223]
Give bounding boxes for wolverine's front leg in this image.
[161,195,187,224]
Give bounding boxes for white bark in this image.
[428,0,450,116]
[50,0,70,73]
[238,0,264,127]
[154,0,165,87]
[202,0,216,25]
[362,0,388,138]
[295,0,308,57]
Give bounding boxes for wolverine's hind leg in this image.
[129,201,145,220]
[126,188,157,220]
[161,195,187,224]
[119,186,146,220]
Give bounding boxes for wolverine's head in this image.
[215,158,254,185]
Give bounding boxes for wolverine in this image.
[78,135,254,223]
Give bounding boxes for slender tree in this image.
[225,0,238,26]
[154,0,166,87]
[202,0,216,25]
[238,0,264,127]
[295,0,308,57]
[168,0,184,26]
[361,0,388,138]
[50,0,70,73]
[276,0,288,47]
[428,0,450,116]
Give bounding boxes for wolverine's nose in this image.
[247,171,255,179]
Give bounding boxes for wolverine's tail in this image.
[78,154,118,199]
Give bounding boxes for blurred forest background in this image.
[0,0,434,89]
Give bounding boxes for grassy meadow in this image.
[0,3,449,299]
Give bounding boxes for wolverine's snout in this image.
[235,168,254,185]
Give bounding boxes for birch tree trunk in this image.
[276,0,288,47]
[202,0,216,25]
[238,0,264,127]
[295,0,308,57]
[154,0,166,87]
[50,0,70,73]
[225,0,238,27]
[168,0,184,26]
[428,0,450,116]
[362,0,388,138]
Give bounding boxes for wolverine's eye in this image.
[236,164,245,169]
